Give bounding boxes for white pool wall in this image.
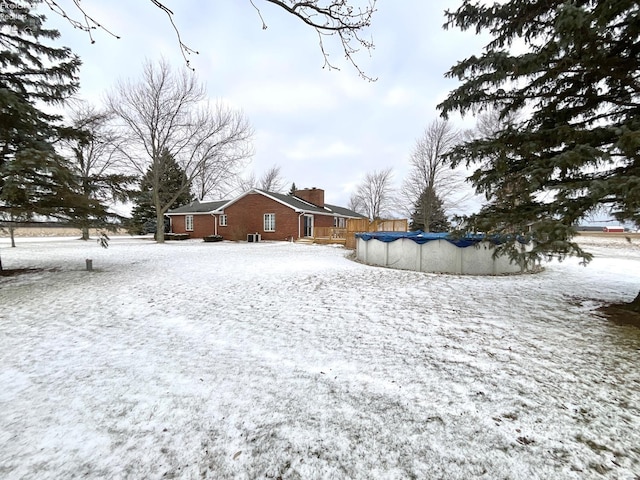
[356,237,529,275]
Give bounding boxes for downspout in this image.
[298,212,304,240]
[211,213,218,236]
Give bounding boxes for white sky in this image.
[40,0,489,211]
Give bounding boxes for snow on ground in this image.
[0,235,639,479]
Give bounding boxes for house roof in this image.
[258,190,323,212]
[324,203,366,218]
[166,189,366,218]
[166,200,228,215]
[228,189,366,218]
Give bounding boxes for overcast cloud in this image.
[42,1,489,213]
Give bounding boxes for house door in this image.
[303,215,314,237]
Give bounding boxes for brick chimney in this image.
[294,187,325,208]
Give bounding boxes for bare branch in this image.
[64,101,120,178]
[42,0,198,67]
[107,60,253,241]
[45,0,376,79]
[43,0,121,43]
[250,0,268,29]
[262,0,377,81]
[351,167,395,220]
[230,172,258,196]
[401,120,469,231]
[258,164,286,192]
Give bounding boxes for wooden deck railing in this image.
[311,219,409,248]
[313,227,347,243]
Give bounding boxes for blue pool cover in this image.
[355,231,527,248]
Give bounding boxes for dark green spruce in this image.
[1,2,133,269]
[439,0,639,310]
[128,149,194,236]
[1,1,80,269]
[410,189,450,233]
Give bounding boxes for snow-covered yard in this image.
[1,235,639,479]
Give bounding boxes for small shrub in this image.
[203,235,223,243]
[165,233,190,241]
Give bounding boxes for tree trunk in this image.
[9,225,15,248]
[156,211,165,243]
[421,195,430,232]
[81,226,90,240]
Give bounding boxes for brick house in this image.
[165,188,366,241]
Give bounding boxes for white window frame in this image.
[264,213,276,232]
[219,214,227,226]
[185,215,194,231]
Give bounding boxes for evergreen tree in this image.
[288,182,297,195]
[411,189,450,232]
[0,1,83,269]
[128,149,194,234]
[439,1,639,308]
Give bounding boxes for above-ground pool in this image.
[355,231,533,275]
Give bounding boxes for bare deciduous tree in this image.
[348,194,363,215]
[401,119,466,232]
[108,59,252,242]
[258,164,286,192]
[45,0,377,80]
[63,102,136,240]
[191,133,253,201]
[350,167,395,220]
[228,164,287,195]
[230,172,258,197]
